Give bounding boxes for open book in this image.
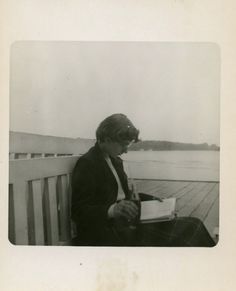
[140,197,176,223]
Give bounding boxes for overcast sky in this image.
[10,41,220,145]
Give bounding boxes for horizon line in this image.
[10,130,220,147]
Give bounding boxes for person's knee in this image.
[178,216,205,229]
[187,217,203,224]
[177,216,202,224]
[187,217,209,232]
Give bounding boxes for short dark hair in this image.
[96,113,140,143]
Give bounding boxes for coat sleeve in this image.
[71,158,112,228]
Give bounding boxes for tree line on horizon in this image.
[129,140,220,151]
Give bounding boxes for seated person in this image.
[71,113,215,246]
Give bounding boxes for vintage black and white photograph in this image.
[9,41,220,246]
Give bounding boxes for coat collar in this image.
[92,142,130,197]
[93,142,123,166]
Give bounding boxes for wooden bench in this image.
[9,156,80,245]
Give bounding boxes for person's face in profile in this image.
[104,138,133,157]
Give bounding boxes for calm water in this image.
[121,151,219,181]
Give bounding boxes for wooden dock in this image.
[134,179,219,239]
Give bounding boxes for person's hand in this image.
[113,200,138,221]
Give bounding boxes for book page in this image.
[141,198,176,221]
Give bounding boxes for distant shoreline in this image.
[129,140,220,151]
[10,131,220,153]
[129,149,220,152]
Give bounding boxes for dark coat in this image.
[71,143,215,247]
[71,142,132,245]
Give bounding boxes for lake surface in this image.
[121,151,219,181]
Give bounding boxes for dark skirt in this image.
[112,217,216,247]
[135,217,216,247]
[72,217,216,247]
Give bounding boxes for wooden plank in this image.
[9,156,80,184]
[152,181,191,198]
[57,175,71,242]
[176,182,207,212]
[204,197,220,237]
[153,181,181,194]
[8,184,15,244]
[133,179,148,186]
[190,183,219,220]
[12,181,29,245]
[48,177,60,244]
[67,174,77,238]
[27,153,32,159]
[145,181,168,193]
[168,181,192,197]
[27,181,36,245]
[178,183,215,217]
[32,180,45,244]
[42,178,51,245]
[43,177,59,245]
[134,180,156,192]
[67,174,72,219]
[173,182,197,199]
[9,153,16,160]
[146,181,176,196]
[136,180,167,194]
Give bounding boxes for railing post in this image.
[44,177,59,245]
[12,181,29,245]
[9,153,16,160]
[31,180,45,245]
[57,175,71,242]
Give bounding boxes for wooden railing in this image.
[9,131,95,160]
[9,153,73,160]
[9,156,80,245]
